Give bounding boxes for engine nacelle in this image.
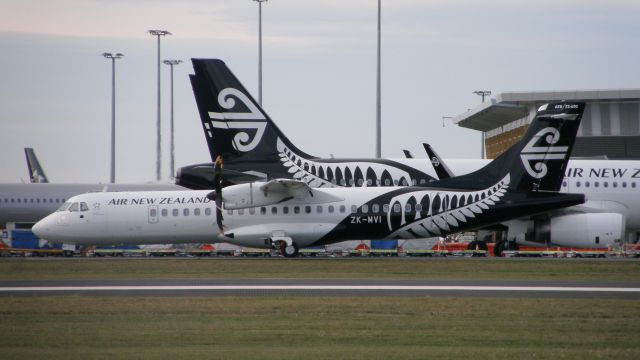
[222,183,286,209]
[518,213,624,248]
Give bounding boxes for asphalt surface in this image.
[1,279,638,299]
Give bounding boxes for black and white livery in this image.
[177,58,437,189]
[33,102,587,256]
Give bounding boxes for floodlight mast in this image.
[253,0,268,106]
[102,52,124,183]
[163,59,182,180]
[473,90,492,159]
[148,29,172,181]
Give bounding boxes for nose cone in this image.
[32,216,59,242]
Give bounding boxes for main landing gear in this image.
[271,236,299,258]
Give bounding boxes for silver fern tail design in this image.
[385,175,510,238]
[277,139,418,188]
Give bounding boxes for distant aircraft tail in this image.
[24,147,49,183]
[423,143,454,180]
[435,102,585,193]
[190,59,313,166]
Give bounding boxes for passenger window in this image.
[351,205,357,213]
[393,179,399,186]
[415,204,422,212]
[150,209,157,217]
[576,181,581,187]
[562,181,567,187]
[393,204,401,213]
[367,179,372,186]
[362,204,369,213]
[340,179,346,186]
[283,206,289,214]
[294,206,300,214]
[80,202,89,212]
[594,181,599,188]
[412,179,417,186]
[161,209,168,217]
[305,206,311,214]
[272,207,277,215]
[194,208,201,216]
[184,209,190,216]
[339,205,346,213]
[249,208,256,215]
[328,205,335,213]
[205,208,212,216]
[372,204,379,213]
[69,202,79,212]
[604,182,608,188]
[384,179,390,186]
[358,179,364,186]
[382,204,389,213]
[585,181,590,188]
[316,205,323,214]
[238,209,244,215]
[633,183,637,188]
[420,179,426,185]
[622,182,627,188]
[227,209,234,215]
[349,179,354,186]
[260,207,267,215]
[172,209,179,216]
[613,182,618,188]
[405,204,412,212]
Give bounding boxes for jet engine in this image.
[513,213,624,248]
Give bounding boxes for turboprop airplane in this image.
[33,102,587,256]
[177,59,639,248]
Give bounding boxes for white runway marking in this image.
[1,286,639,292]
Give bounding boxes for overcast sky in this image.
[0,0,638,183]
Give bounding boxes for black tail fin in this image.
[24,147,49,183]
[436,102,585,192]
[190,59,313,164]
[423,143,454,180]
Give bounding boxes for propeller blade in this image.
[213,156,224,233]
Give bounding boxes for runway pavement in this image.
[1,279,638,299]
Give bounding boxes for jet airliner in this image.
[177,59,639,248]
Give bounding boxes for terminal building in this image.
[452,89,640,159]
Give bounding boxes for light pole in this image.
[148,29,172,181]
[102,52,123,183]
[473,90,491,103]
[473,90,491,159]
[253,0,268,105]
[163,59,182,180]
[376,0,382,158]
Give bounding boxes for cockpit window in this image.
[68,202,79,212]
[80,202,89,212]
[57,202,72,212]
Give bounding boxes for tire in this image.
[283,244,299,258]
[493,240,504,257]
[466,241,477,250]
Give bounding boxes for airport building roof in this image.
[453,89,640,132]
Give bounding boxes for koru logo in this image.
[520,127,568,179]
[207,88,267,152]
[431,157,440,167]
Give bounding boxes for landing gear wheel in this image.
[283,244,299,258]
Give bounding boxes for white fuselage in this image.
[30,159,640,248]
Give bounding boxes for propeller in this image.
[206,155,225,233]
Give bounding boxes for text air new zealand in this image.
[34,102,586,257]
